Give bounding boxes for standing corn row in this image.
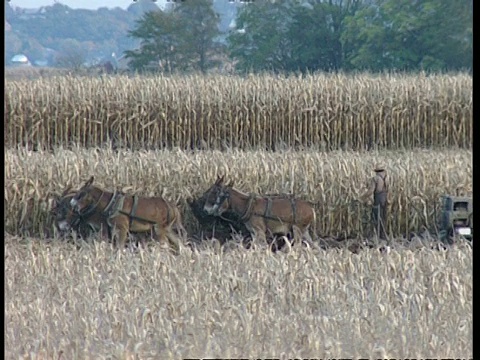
[4,73,472,151]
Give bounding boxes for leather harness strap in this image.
[102,190,120,217]
[103,191,125,228]
[99,191,150,225]
[220,188,302,229]
[240,194,256,222]
[73,189,159,234]
[290,198,297,224]
[128,195,139,226]
[166,202,171,226]
[253,195,297,225]
[263,197,272,218]
[115,195,157,225]
[78,190,105,218]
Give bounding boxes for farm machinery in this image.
[438,195,473,244]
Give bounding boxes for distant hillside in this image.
[5,0,238,68]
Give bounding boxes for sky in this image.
[8,0,166,10]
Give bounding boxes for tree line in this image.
[126,0,472,74]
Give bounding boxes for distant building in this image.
[11,54,32,67]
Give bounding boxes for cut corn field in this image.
[5,235,473,358]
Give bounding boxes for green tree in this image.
[124,0,221,73]
[341,0,472,72]
[227,0,362,73]
[124,10,181,72]
[288,0,361,72]
[227,0,297,73]
[173,0,221,72]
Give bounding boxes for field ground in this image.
[4,234,473,359]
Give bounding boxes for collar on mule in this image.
[77,189,105,218]
[240,194,256,221]
[102,190,123,216]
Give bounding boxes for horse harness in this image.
[77,190,159,229]
[49,194,98,237]
[53,195,95,232]
[219,191,298,225]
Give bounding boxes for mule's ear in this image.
[61,184,73,197]
[85,176,94,187]
[48,194,60,213]
[48,191,61,202]
[216,175,224,185]
[51,196,60,208]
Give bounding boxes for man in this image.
[360,163,389,240]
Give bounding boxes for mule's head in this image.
[50,185,73,214]
[70,176,96,214]
[51,193,81,233]
[203,175,234,216]
[58,197,83,232]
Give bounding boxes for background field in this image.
[5,72,472,151]
[4,72,473,359]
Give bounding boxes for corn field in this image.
[4,72,473,359]
[5,147,472,239]
[4,72,472,151]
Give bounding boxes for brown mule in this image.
[70,176,186,252]
[50,185,110,239]
[202,176,316,246]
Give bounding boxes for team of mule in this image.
[51,175,317,250]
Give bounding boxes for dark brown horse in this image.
[70,176,186,251]
[202,176,316,246]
